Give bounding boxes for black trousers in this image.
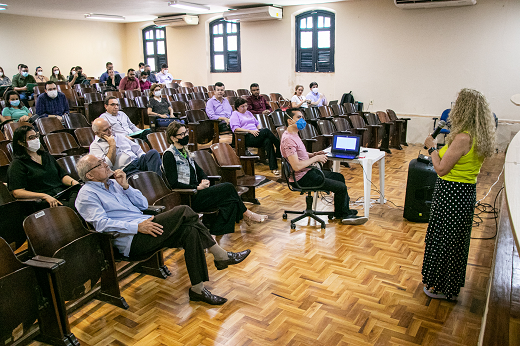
[293,168,350,218]
[191,182,248,236]
[245,128,280,170]
[129,205,216,286]
[123,149,162,177]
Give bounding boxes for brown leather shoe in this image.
[214,249,251,270]
[189,287,227,305]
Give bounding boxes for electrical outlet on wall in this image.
[369,100,374,105]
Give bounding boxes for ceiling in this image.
[0,0,345,23]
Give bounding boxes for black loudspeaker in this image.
[403,155,438,222]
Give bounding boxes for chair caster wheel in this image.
[290,223,295,230]
[321,226,326,230]
[328,215,334,220]
[283,213,287,220]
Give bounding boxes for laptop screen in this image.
[332,134,362,154]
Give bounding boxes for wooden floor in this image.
[31,144,505,346]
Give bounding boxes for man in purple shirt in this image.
[306,82,327,107]
[205,82,233,133]
[246,83,272,115]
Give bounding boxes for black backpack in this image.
[340,91,355,105]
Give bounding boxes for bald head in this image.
[77,155,99,182]
[77,154,111,183]
[92,118,111,136]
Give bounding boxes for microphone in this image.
[424,120,446,149]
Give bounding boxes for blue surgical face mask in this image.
[10,100,20,107]
[296,117,307,130]
[21,71,29,77]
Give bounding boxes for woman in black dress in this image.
[162,121,267,236]
[147,84,175,118]
[421,89,496,300]
[7,126,81,209]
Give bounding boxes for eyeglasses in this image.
[27,133,40,141]
[86,158,107,174]
[108,103,119,107]
[176,130,189,137]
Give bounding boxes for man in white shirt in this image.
[100,96,152,142]
[156,64,174,84]
[89,118,162,177]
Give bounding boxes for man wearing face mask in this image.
[144,64,158,84]
[35,81,70,122]
[12,64,36,107]
[136,62,145,79]
[156,64,174,84]
[68,66,89,87]
[119,69,141,91]
[89,118,162,177]
[306,82,327,107]
[280,108,368,225]
[139,71,151,91]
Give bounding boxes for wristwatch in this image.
[428,147,437,155]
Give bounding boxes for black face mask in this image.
[178,134,190,146]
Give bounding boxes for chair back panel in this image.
[299,123,319,140]
[169,101,187,117]
[376,111,391,124]
[174,94,191,104]
[134,96,149,109]
[318,106,334,118]
[146,132,169,155]
[192,150,221,176]
[43,133,79,155]
[331,104,344,116]
[125,90,141,100]
[181,81,194,88]
[236,89,251,97]
[333,117,351,132]
[210,142,244,176]
[343,103,357,114]
[365,113,380,126]
[57,155,82,181]
[224,90,237,97]
[349,114,367,128]
[186,110,208,123]
[317,119,336,135]
[188,99,206,111]
[74,127,95,148]
[260,94,270,102]
[85,101,106,123]
[83,92,104,104]
[269,110,286,127]
[105,91,124,99]
[36,117,66,135]
[386,109,398,121]
[63,113,90,129]
[127,171,171,204]
[270,93,284,102]
[194,86,208,93]
[133,138,150,153]
[3,121,32,141]
[268,101,279,111]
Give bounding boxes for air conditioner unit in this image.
[154,15,199,27]
[223,6,282,22]
[395,0,476,9]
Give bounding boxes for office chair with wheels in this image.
[281,158,334,230]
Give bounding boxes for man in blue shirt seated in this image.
[306,82,327,107]
[99,62,120,83]
[90,118,162,177]
[35,81,70,122]
[75,154,251,305]
[144,64,157,84]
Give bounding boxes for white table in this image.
[323,147,386,218]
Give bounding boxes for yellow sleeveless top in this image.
[438,136,484,184]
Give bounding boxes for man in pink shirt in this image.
[119,69,141,91]
[280,108,368,225]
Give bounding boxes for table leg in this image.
[379,158,385,204]
[363,160,372,218]
[332,160,340,173]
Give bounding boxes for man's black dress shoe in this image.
[189,287,227,305]
[214,249,251,270]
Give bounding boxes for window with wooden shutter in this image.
[142,25,168,73]
[210,19,241,73]
[295,11,335,73]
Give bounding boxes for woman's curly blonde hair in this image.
[446,88,496,159]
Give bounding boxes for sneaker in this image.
[341,215,368,225]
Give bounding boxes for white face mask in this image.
[37,71,43,76]
[154,90,162,97]
[140,68,144,72]
[54,70,59,75]
[164,69,169,74]
[142,78,147,82]
[312,87,319,94]
[26,138,41,152]
[72,71,76,75]
[0,72,3,77]
[47,90,58,99]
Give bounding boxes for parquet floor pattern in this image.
[31,144,504,346]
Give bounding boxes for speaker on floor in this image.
[403,154,438,223]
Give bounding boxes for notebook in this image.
[326,134,362,160]
[25,83,38,93]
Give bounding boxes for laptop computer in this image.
[326,134,362,160]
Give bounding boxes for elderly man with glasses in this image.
[100,96,152,142]
[89,117,162,177]
[75,154,251,305]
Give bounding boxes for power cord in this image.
[356,163,404,209]
[470,186,503,240]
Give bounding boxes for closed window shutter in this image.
[295,11,335,73]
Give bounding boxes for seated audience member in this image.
[247,83,272,115]
[306,82,326,107]
[206,82,232,132]
[281,108,368,225]
[148,84,176,118]
[136,62,145,78]
[0,90,31,123]
[90,118,161,177]
[75,154,251,305]
[12,64,36,107]
[291,85,310,108]
[34,66,49,83]
[68,66,89,87]
[0,66,11,86]
[144,64,157,84]
[50,66,67,82]
[105,69,122,91]
[231,98,280,175]
[100,96,152,141]
[162,122,267,236]
[156,64,174,84]
[99,62,120,83]
[119,69,140,91]
[139,71,151,91]
[35,81,70,121]
[7,126,80,209]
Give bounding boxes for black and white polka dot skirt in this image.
[421,177,476,299]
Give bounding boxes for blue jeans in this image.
[123,149,162,177]
[19,91,33,107]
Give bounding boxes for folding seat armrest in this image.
[220,165,242,170]
[143,205,166,215]
[25,257,65,271]
[367,124,382,128]
[355,128,368,132]
[16,197,43,203]
[207,175,222,184]
[322,134,334,138]
[239,155,260,161]
[401,117,411,121]
[171,188,197,195]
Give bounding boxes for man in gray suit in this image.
[89,118,162,177]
